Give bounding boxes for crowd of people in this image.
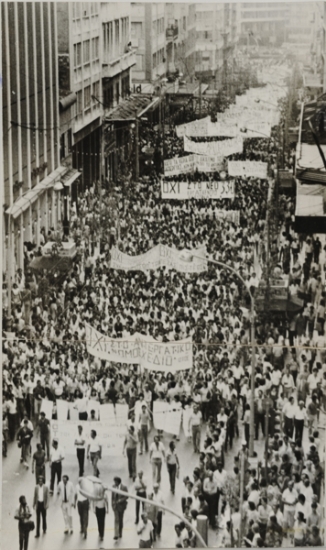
[2,60,326,549]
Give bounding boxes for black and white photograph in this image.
[1,1,326,549]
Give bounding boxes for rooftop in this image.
[105,94,160,122]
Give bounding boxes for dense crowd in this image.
[2,64,326,549]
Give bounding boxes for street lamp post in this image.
[180,251,256,457]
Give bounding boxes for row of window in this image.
[242,11,289,19]
[74,38,99,67]
[72,2,99,19]
[76,81,100,115]
[153,17,165,35]
[153,47,165,68]
[103,17,129,60]
[196,30,213,41]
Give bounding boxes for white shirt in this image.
[37,485,44,502]
[149,441,165,460]
[50,446,65,462]
[88,437,101,453]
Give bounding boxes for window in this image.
[60,133,65,160]
[131,22,142,39]
[104,82,114,109]
[121,17,129,48]
[90,2,98,15]
[115,19,120,54]
[74,43,82,67]
[67,129,72,153]
[183,16,186,31]
[136,54,143,70]
[76,90,83,115]
[83,40,90,64]
[84,85,91,110]
[121,74,130,98]
[92,81,100,102]
[115,82,120,104]
[103,22,113,60]
[82,2,89,17]
[153,52,157,68]
[92,37,99,60]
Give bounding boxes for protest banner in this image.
[110,244,207,273]
[164,154,224,176]
[161,179,235,200]
[182,407,192,438]
[153,401,168,431]
[153,401,182,436]
[164,155,195,177]
[56,399,69,421]
[228,160,268,179]
[213,210,240,224]
[40,399,53,420]
[99,403,116,422]
[68,404,79,421]
[87,400,100,420]
[85,323,193,371]
[50,416,128,457]
[176,117,210,138]
[184,135,243,157]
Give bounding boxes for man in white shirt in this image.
[58,475,75,534]
[33,476,49,537]
[50,439,65,495]
[137,512,154,548]
[282,396,295,439]
[282,481,298,533]
[294,401,306,444]
[87,429,102,477]
[75,477,90,539]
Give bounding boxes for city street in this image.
[3,424,257,549]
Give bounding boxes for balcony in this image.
[166,25,178,41]
[102,50,136,79]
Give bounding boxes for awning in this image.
[59,92,77,111]
[29,255,73,272]
[6,165,67,219]
[105,94,160,122]
[60,168,81,187]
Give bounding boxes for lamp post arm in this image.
[103,484,207,547]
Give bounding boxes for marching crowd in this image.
[2,66,326,550]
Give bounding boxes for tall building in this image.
[57,2,135,193]
[2,2,63,276]
[131,3,167,85]
[185,3,238,87]
[238,2,290,47]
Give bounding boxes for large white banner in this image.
[228,160,268,179]
[213,210,240,224]
[184,136,243,157]
[176,117,210,138]
[164,154,224,176]
[85,323,193,371]
[161,179,235,200]
[153,401,182,436]
[110,244,207,273]
[50,417,127,457]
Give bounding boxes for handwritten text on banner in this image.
[85,323,193,371]
[110,244,207,273]
[228,160,268,179]
[161,180,235,200]
[184,136,243,157]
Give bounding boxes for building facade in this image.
[2,1,63,277]
[238,2,290,46]
[57,2,135,196]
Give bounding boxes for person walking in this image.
[149,436,166,485]
[49,439,65,495]
[123,425,138,478]
[112,476,128,540]
[33,476,49,538]
[152,483,165,539]
[74,425,86,477]
[38,412,50,461]
[134,471,147,524]
[58,475,75,534]
[94,487,109,542]
[188,405,202,453]
[139,404,150,454]
[17,419,33,469]
[137,512,154,548]
[14,495,33,550]
[87,429,102,477]
[294,401,306,444]
[75,478,89,539]
[32,443,46,483]
[166,440,180,494]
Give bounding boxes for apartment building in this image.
[238,2,290,46]
[2,1,63,276]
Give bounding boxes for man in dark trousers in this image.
[33,476,49,537]
[38,412,50,460]
[17,419,33,469]
[49,438,65,495]
[112,476,128,540]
